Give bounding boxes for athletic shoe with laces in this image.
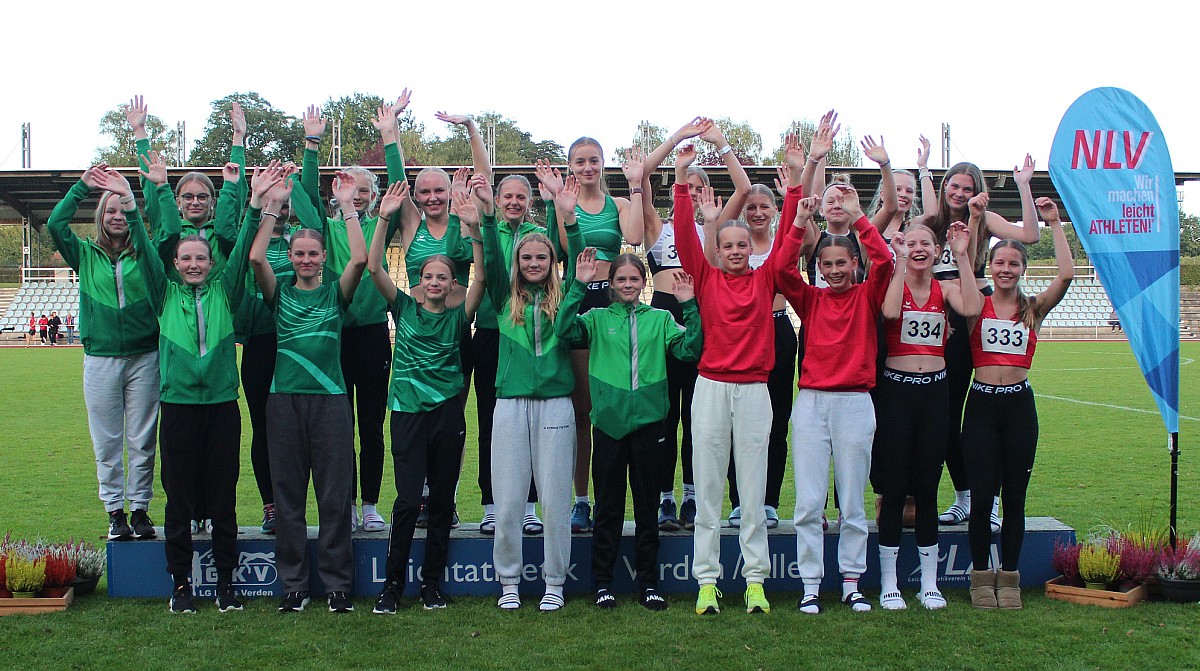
[170,584,196,614]
[764,505,780,530]
[727,506,742,528]
[373,582,401,614]
[108,510,133,541]
[277,590,310,612]
[327,591,354,613]
[420,583,449,610]
[939,501,969,525]
[657,500,680,531]
[679,499,697,530]
[216,583,243,612]
[130,509,156,539]
[570,501,592,533]
[695,584,722,615]
[261,503,277,534]
[745,583,770,614]
[414,497,430,529]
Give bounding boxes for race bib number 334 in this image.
[900,311,945,347]
[980,318,1029,356]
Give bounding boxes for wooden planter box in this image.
[0,587,74,616]
[1045,576,1146,608]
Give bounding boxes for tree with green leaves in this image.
[1180,213,1200,258]
[693,117,760,166]
[766,117,861,167]
[424,111,565,165]
[189,92,303,166]
[94,103,177,167]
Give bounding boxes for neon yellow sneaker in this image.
[695,584,722,615]
[745,583,770,614]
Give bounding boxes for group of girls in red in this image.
[50,90,1074,614]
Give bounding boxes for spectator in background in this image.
[65,313,76,344]
[1108,310,1121,333]
[26,312,36,347]
[48,311,62,345]
[38,314,49,344]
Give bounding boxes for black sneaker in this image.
[450,506,460,529]
[657,500,680,531]
[328,591,354,613]
[373,583,401,614]
[420,583,449,610]
[170,584,197,614]
[278,590,310,612]
[679,499,697,531]
[108,510,134,540]
[414,497,430,529]
[261,503,277,534]
[216,582,244,612]
[130,509,156,540]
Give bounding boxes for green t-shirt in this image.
[269,279,348,395]
[405,215,472,286]
[388,294,467,413]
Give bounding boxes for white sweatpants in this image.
[690,376,771,585]
[791,388,875,581]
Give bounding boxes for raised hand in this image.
[393,88,412,115]
[947,221,970,255]
[534,159,563,196]
[221,160,241,185]
[670,116,713,144]
[230,102,247,138]
[303,105,327,139]
[968,192,990,218]
[621,147,645,185]
[468,173,493,205]
[670,271,694,302]
[834,184,862,220]
[796,194,819,223]
[250,161,284,204]
[783,133,807,171]
[452,189,480,226]
[555,175,581,214]
[266,165,296,205]
[774,165,791,198]
[139,151,168,186]
[126,96,148,132]
[861,135,889,166]
[435,111,472,126]
[1035,196,1060,223]
[1014,154,1035,186]
[697,186,722,223]
[451,166,471,200]
[698,119,727,147]
[331,170,356,207]
[81,165,106,190]
[890,230,908,259]
[674,144,697,170]
[916,135,931,169]
[809,110,840,161]
[575,247,599,283]
[379,180,410,220]
[92,167,133,198]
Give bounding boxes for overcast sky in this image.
[4,0,1198,212]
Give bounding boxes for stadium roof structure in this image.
[2,165,1198,228]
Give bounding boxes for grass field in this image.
[0,342,1197,670]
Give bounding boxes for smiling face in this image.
[895,173,916,214]
[351,172,376,212]
[174,239,213,286]
[517,239,553,285]
[415,171,450,219]
[686,173,707,207]
[820,186,851,228]
[569,143,604,186]
[742,191,777,235]
[818,244,856,293]
[496,179,531,224]
[943,172,977,212]
[717,225,752,275]
[610,260,646,305]
[100,194,129,239]
[176,176,214,225]
[989,245,1026,290]
[289,236,326,282]
[904,226,939,271]
[419,259,456,304]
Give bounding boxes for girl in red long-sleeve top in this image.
[776,183,896,615]
[669,139,809,616]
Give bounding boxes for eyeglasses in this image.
[179,193,211,203]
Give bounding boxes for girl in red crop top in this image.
[961,197,1072,610]
[872,221,979,611]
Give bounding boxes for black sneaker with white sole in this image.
[216,582,243,612]
[130,509,156,540]
[328,591,354,613]
[170,584,197,614]
[278,591,310,612]
[108,510,134,541]
[373,581,401,614]
[420,583,449,610]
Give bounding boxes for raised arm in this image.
[436,111,492,183]
[249,164,287,304]
[229,101,249,215]
[555,247,599,343]
[95,166,165,310]
[916,135,937,216]
[700,122,752,221]
[940,222,981,319]
[802,110,839,197]
[1033,197,1073,318]
[332,171,368,300]
[862,135,897,232]
[640,117,711,246]
[460,180,487,322]
[978,154,1041,247]
[881,230,909,321]
[696,186,723,266]
[665,271,703,362]
[218,171,273,307]
[210,161,243,258]
[300,104,327,213]
[617,148,646,246]
[671,145,709,282]
[46,170,97,271]
[368,180,408,307]
[142,150,184,271]
[842,185,896,303]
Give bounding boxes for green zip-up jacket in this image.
[298,143,404,327]
[233,220,295,340]
[139,180,254,404]
[474,218,546,330]
[557,280,702,439]
[46,180,159,356]
[482,212,583,399]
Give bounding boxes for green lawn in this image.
[0,342,1197,670]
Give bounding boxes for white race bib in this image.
[900,311,945,347]
[980,318,1029,356]
[931,244,957,275]
[814,267,829,288]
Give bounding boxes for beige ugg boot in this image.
[970,570,998,609]
[996,570,1022,610]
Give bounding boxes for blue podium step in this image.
[107,517,1074,599]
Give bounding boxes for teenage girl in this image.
[874,220,979,611]
[368,182,485,613]
[557,249,702,611]
[251,168,367,614]
[482,177,584,611]
[778,182,896,615]
[47,164,160,543]
[870,135,936,240]
[965,197,1071,610]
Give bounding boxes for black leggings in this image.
[241,332,277,505]
[651,292,697,493]
[961,380,1038,571]
[729,311,795,509]
[944,285,993,492]
[473,327,537,506]
[340,323,391,505]
[871,369,949,547]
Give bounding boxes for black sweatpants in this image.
[871,369,949,547]
[592,421,667,587]
[160,401,241,581]
[473,327,537,506]
[340,322,391,505]
[384,400,466,587]
[730,311,795,509]
[241,332,277,505]
[651,291,697,493]
[961,380,1038,571]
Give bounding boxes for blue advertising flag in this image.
[1048,87,1180,433]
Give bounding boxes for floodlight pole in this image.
[1170,431,1179,549]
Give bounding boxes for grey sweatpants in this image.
[83,352,160,512]
[491,397,575,587]
[267,393,355,593]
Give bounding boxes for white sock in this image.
[545,584,564,598]
[842,578,860,601]
[878,546,900,595]
[422,482,430,498]
[918,544,941,594]
[484,504,495,517]
[660,491,676,503]
[992,496,1001,516]
[362,503,378,518]
[502,584,519,597]
[525,502,537,517]
[683,484,696,501]
[804,582,820,598]
[956,490,970,507]
[575,495,590,505]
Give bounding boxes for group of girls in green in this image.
[50,92,1072,615]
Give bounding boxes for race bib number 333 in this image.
[981,318,1029,356]
[900,311,945,347]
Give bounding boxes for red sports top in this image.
[885,280,947,358]
[673,183,804,383]
[970,295,1037,369]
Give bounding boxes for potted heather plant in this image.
[1156,534,1200,603]
[1051,538,1082,587]
[1078,543,1121,590]
[40,544,76,598]
[5,553,46,598]
[68,541,105,596]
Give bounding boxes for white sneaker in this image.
[728,506,742,528]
